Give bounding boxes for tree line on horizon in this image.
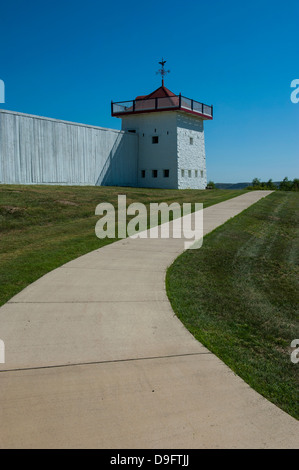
[207,177,299,191]
[246,177,299,191]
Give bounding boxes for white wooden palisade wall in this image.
[0,109,138,186]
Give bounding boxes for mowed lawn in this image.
[0,184,247,307]
[166,191,299,419]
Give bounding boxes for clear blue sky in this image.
[1,0,298,183]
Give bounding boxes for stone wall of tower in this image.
[176,113,207,190]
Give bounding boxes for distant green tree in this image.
[247,177,267,190]
[291,178,299,191]
[279,177,292,191]
[252,178,261,187]
[207,181,216,189]
[247,177,277,191]
[266,179,277,190]
[247,176,298,191]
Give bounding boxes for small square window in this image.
[190,137,193,145]
[200,170,204,178]
[163,169,169,178]
[195,170,198,177]
[188,170,192,177]
[141,170,145,178]
[152,136,159,144]
[181,169,185,177]
[152,169,158,178]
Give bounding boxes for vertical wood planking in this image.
[0,110,138,186]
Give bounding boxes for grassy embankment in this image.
[166,191,299,419]
[0,185,246,307]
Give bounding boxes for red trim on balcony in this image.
[112,106,213,120]
[112,106,181,117]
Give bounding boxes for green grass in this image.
[166,191,299,419]
[0,184,247,307]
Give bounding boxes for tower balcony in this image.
[111,94,213,120]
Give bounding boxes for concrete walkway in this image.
[0,190,298,448]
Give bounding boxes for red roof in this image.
[135,85,176,101]
[111,84,213,120]
[131,85,179,112]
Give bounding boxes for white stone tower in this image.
[111,60,213,189]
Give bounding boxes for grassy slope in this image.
[0,184,247,307]
[166,191,299,419]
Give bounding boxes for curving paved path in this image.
[0,190,298,448]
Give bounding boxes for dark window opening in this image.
[152,170,158,178]
[152,136,159,144]
[163,169,170,178]
[141,170,145,178]
[128,129,136,133]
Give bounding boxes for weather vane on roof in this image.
[156,58,170,86]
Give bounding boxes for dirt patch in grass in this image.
[55,200,80,206]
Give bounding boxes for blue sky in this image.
[0,0,298,183]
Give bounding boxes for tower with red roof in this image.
[111,60,213,189]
